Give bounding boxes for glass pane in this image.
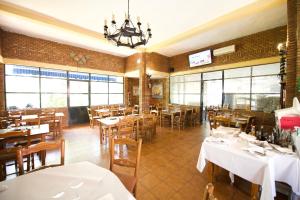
[70,94,88,106]
[224,78,250,93]
[109,83,123,93]
[203,71,222,80]
[6,93,40,109]
[184,73,201,82]
[91,74,109,82]
[91,82,108,93]
[41,78,67,93]
[69,81,88,93]
[68,72,89,80]
[173,76,184,82]
[170,83,184,94]
[252,76,280,93]
[40,68,67,79]
[252,63,280,76]
[6,76,39,92]
[41,94,67,108]
[109,94,123,104]
[170,94,184,104]
[184,94,200,106]
[5,65,39,77]
[185,82,201,94]
[203,80,222,107]
[91,94,108,105]
[109,76,123,83]
[251,94,280,112]
[224,94,250,109]
[224,67,251,78]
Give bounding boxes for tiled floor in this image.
[5,122,288,199]
[60,123,257,200]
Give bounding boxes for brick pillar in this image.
[124,77,129,106]
[164,77,170,107]
[286,0,297,107]
[139,53,146,113]
[0,64,5,110]
[296,0,300,100]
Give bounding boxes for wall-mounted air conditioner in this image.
[213,45,235,56]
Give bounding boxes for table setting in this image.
[197,126,300,200]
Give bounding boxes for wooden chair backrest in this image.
[117,117,135,137]
[214,115,231,128]
[110,137,142,178]
[17,139,65,175]
[0,129,31,147]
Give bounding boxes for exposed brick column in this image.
[124,77,129,106]
[286,0,298,107]
[0,64,5,110]
[296,0,300,100]
[139,53,146,113]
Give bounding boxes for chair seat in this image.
[114,171,137,193]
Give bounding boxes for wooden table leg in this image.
[41,134,46,166]
[171,114,174,128]
[99,123,103,144]
[250,183,259,200]
[208,161,215,183]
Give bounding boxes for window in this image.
[41,69,67,108]
[108,76,124,105]
[251,63,280,112]
[90,74,108,105]
[5,65,125,109]
[69,72,89,107]
[5,65,40,109]
[170,63,280,112]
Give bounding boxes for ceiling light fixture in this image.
[104,0,152,49]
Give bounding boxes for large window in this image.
[40,69,67,108]
[170,63,280,112]
[5,65,124,109]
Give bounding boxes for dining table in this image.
[197,126,300,200]
[0,161,135,200]
[160,109,180,128]
[0,124,49,140]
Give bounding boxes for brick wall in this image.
[296,0,300,100]
[286,0,297,107]
[2,31,125,73]
[146,52,169,73]
[170,26,287,72]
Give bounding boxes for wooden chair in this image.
[117,117,135,139]
[0,130,31,181]
[243,116,256,133]
[17,139,65,175]
[140,114,155,141]
[109,137,142,197]
[39,111,59,138]
[123,107,133,116]
[191,107,200,127]
[208,111,216,130]
[87,107,100,128]
[173,110,185,129]
[203,183,217,200]
[214,115,231,129]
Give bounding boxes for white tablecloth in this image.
[197,127,300,200]
[0,161,135,200]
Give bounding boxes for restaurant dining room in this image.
[0,0,300,200]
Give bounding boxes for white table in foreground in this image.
[0,161,135,200]
[196,127,300,200]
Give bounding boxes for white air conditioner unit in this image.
[213,45,235,56]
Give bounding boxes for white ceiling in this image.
[0,0,287,57]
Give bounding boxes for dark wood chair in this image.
[17,139,65,175]
[109,137,142,197]
[0,130,31,181]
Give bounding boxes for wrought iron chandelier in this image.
[104,0,152,48]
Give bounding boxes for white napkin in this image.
[97,193,114,200]
[206,136,230,144]
[270,144,295,154]
[243,144,265,156]
[239,132,256,142]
